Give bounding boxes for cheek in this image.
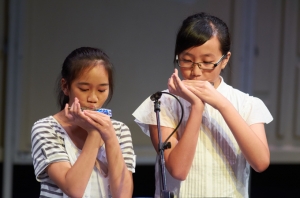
[103,91,110,100]
[96,90,110,100]
[179,69,190,79]
[68,88,87,101]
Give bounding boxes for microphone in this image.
[150,91,162,101]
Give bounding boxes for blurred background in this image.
[0,0,300,197]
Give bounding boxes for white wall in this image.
[3,0,300,165]
[15,0,232,164]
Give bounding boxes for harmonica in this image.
[94,108,112,117]
[68,107,112,117]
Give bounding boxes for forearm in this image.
[105,137,133,197]
[64,132,100,196]
[166,104,203,180]
[217,100,270,172]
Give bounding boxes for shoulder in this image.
[159,89,187,112]
[111,119,128,129]
[218,81,252,102]
[160,89,178,103]
[218,80,266,112]
[31,116,65,143]
[32,116,62,131]
[220,81,273,122]
[111,119,131,136]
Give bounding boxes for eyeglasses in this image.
[176,54,226,70]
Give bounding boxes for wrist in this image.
[216,99,231,112]
[103,136,118,147]
[86,131,101,144]
[88,129,99,136]
[190,101,204,111]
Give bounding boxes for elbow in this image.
[64,188,85,198]
[168,168,189,181]
[253,163,269,173]
[252,157,270,173]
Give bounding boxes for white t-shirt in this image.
[133,77,273,198]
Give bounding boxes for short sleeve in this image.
[31,117,69,182]
[113,121,136,173]
[132,90,180,137]
[243,97,273,125]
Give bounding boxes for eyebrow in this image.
[77,82,109,86]
[182,52,215,58]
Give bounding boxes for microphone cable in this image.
[154,91,184,147]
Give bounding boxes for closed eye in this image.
[79,88,88,92]
[182,59,193,63]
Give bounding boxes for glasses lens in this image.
[201,63,214,69]
[178,60,192,68]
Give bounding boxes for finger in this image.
[172,73,184,91]
[168,75,176,92]
[185,84,194,91]
[183,79,200,85]
[174,68,178,75]
[171,74,177,86]
[84,110,107,117]
[81,113,97,125]
[64,103,74,120]
[73,97,81,113]
[64,103,69,114]
[168,76,172,86]
[84,111,108,125]
[184,84,194,92]
[64,103,70,116]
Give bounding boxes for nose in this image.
[191,63,203,76]
[87,91,98,103]
[194,63,202,70]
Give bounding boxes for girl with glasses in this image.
[133,12,272,198]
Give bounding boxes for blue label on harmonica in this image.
[95,108,112,117]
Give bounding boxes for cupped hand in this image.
[168,69,202,105]
[64,97,97,132]
[183,80,224,109]
[82,110,115,142]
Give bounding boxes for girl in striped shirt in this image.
[31,47,136,198]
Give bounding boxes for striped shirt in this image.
[31,116,136,198]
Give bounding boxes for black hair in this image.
[174,12,231,62]
[56,47,114,110]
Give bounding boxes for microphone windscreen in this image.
[150,91,162,101]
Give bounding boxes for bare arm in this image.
[47,99,104,197]
[185,80,270,172]
[83,110,133,197]
[47,131,102,197]
[148,69,204,180]
[149,102,203,180]
[105,137,133,197]
[217,99,270,172]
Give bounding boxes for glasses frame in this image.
[176,54,226,70]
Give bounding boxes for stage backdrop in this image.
[2,0,300,166]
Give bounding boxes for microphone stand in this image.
[151,92,174,198]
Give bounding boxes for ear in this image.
[221,51,231,70]
[61,78,69,96]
